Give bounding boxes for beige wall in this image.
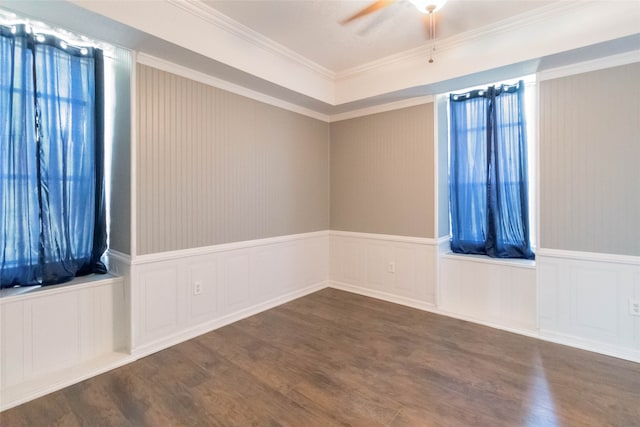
[539,62,640,256]
[136,64,329,255]
[133,61,640,255]
[330,104,435,238]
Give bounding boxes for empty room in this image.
[1,0,639,425]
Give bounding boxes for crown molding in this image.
[171,0,581,84]
[329,95,434,122]
[537,49,640,82]
[137,48,639,123]
[137,52,331,122]
[137,52,438,122]
[167,0,335,82]
[334,1,588,81]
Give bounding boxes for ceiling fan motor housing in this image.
[408,0,448,14]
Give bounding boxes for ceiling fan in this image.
[342,0,449,62]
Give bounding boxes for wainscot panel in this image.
[129,231,329,356]
[329,231,437,310]
[1,275,128,410]
[438,254,537,334]
[537,249,640,362]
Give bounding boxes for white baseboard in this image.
[132,280,328,359]
[329,281,436,312]
[0,352,134,412]
[539,330,640,363]
[328,280,539,339]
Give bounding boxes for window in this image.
[448,78,535,260]
[0,22,107,288]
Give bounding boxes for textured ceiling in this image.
[203,0,558,72]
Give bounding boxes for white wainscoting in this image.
[0,232,328,411]
[438,254,537,334]
[4,234,637,411]
[329,231,439,310]
[537,249,640,362]
[1,274,129,410]
[329,231,538,336]
[129,231,329,357]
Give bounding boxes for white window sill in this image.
[441,252,536,269]
[0,273,122,301]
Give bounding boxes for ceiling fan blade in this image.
[356,5,398,36]
[341,0,397,24]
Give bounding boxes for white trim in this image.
[440,252,536,270]
[329,95,434,122]
[132,231,330,265]
[432,307,539,340]
[536,248,640,266]
[107,249,132,265]
[435,235,450,246]
[335,43,428,82]
[167,0,335,81]
[433,94,440,245]
[0,274,123,302]
[136,53,331,122]
[534,74,541,333]
[131,280,328,358]
[534,76,541,270]
[130,50,138,258]
[328,281,539,338]
[537,50,640,82]
[538,330,640,364]
[329,230,440,246]
[0,351,134,412]
[329,280,436,312]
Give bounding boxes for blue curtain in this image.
[449,82,534,259]
[1,24,106,289]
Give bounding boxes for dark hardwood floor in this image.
[2,288,639,426]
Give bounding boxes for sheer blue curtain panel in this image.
[449,82,534,259]
[0,24,107,289]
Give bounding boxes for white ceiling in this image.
[1,0,638,118]
[203,0,557,72]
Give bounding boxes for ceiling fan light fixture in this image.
[408,0,448,14]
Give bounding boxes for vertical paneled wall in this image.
[539,62,640,256]
[330,103,435,238]
[136,64,329,255]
